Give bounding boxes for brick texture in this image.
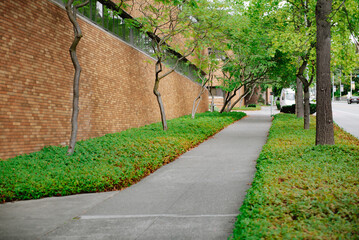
[0,0,208,159]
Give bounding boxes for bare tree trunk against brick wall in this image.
[154,59,168,131]
[315,0,335,145]
[66,0,89,155]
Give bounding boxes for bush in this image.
[0,112,246,202]
[231,114,359,239]
[280,104,296,113]
[280,104,316,114]
[247,104,257,108]
[276,101,280,110]
[310,103,316,114]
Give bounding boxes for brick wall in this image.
[0,0,208,159]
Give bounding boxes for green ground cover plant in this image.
[232,105,262,111]
[0,112,246,203]
[231,114,359,239]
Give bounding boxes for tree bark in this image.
[66,0,89,155]
[210,91,215,112]
[296,77,304,118]
[315,0,334,145]
[191,94,202,119]
[192,76,210,119]
[154,60,168,131]
[303,85,310,129]
[220,91,234,113]
[297,56,312,130]
[227,86,253,112]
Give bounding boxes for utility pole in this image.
[350,73,353,97]
[339,70,342,100]
[332,74,335,102]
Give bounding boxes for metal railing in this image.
[52,0,202,83]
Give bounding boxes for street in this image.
[332,101,359,139]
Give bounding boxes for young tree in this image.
[191,56,218,118]
[65,0,131,155]
[66,0,90,155]
[296,48,316,129]
[217,59,267,113]
[190,0,231,118]
[218,1,277,112]
[133,0,204,130]
[268,0,317,129]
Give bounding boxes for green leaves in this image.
[0,112,246,203]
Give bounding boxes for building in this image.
[0,0,208,159]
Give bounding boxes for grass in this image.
[0,112,246,203]
[232,105,262,111]
[231,114,359,239]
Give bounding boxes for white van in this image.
[280,88,295,110]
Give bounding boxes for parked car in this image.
[347,94,359,104]
[280,88,295,111]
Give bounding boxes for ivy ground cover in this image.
[0,112,246,203]
[231,114,359,239]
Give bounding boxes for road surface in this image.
[332,101,359,139]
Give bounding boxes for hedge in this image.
[281,104,316,114]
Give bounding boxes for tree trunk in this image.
[225,99,231,112]
[220,91,237,113]
[154,60,167,131]
[191,94,202,119]
[228,86,253,112]
[246,86,256,106]
[296,77,304,118]
[210,90,215,112]
[303,85,310,129]
[66,0,89,155]
[315,0,334,145]
[153,79,167,131]
[192,78,209,119]
[219,92,231,113]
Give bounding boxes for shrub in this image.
[280,104,295,113]
[0,112,246,202]
[280,104,316,114]
[309,103,316,114]
[231,114,359,239]
[247,104,257,108]
[276,101,280,110]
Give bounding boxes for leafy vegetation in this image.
[281,104,316,114]
[231,114,359,239]
[0,112,246,203]
[232,105,261,111]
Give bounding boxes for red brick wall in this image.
[0,0,208,159]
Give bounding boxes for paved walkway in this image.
[0,107,276,240]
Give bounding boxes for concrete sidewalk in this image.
[0,107,275,240]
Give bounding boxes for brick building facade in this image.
[0,0,208,159]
